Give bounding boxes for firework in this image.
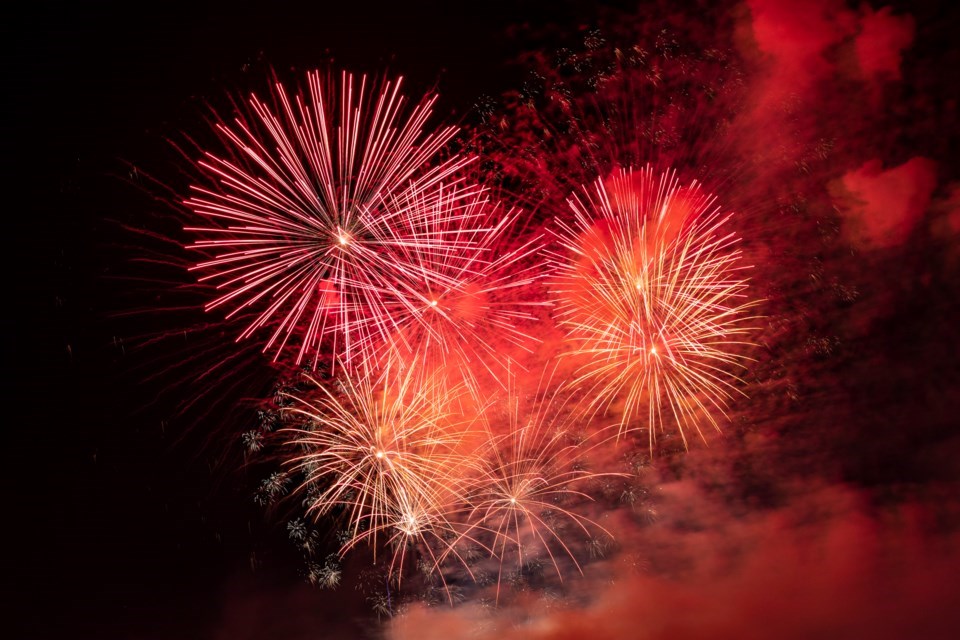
[184,70,476,370]
[282,362,478,559]
[368,183,547,399]
[550,165,759,448]
[462,369,620,600]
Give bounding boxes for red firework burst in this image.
[282,362,477,557]
[184,70,477,370]
[367,183,548,400]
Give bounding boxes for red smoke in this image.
[389,484,960,640]
[831,157,937,248]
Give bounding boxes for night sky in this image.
[8,1,960,638]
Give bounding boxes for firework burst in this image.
[368,183,548,399]
[282,362,478,558]
[462,370,621,600]
[550,165,760,448]
[184,70,477,370]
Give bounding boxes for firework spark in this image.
[184,70,477,370]
[282,362,477,559]
[462,369,621,600]
[368,183,548,399]
[550,165,760,448]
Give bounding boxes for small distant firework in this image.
[551,165,759,447]
[184,70,477,370]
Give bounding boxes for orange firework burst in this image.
[184,70,478,370]
[282,362,477,559]
[550,165,760,448]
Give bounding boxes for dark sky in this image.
[7,1,960,639]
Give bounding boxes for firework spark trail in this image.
[366,183,549,400]
[184,70,480,370]
[461,367,623,601]
[550,165,760,448]
[282,361,480,558]
[282,362,503,604]
[350,480,498,605]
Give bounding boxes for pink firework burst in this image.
[184,70,475,370]
[550,165,761,448]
